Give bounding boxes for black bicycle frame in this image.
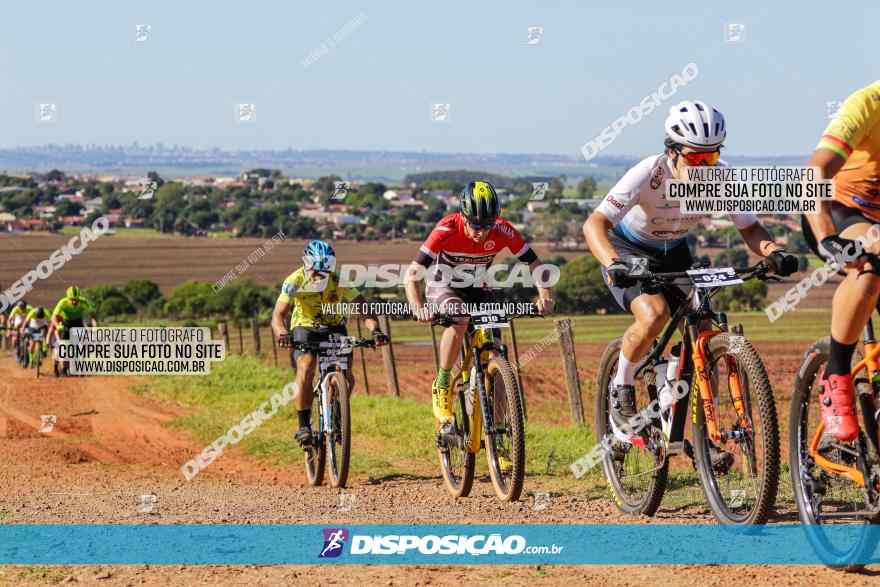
[632,283,716,445]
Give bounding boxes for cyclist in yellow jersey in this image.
[47,286,98,375]
[7,300,32,361]
[0,282,7,348]
[802,80,880,441]
[21,306,49,366]
[271,240,389,448]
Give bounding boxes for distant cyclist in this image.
[271,240,389,449]
[7,300,32,360]
[21,306,49,366]
[802,80,880,441]
[48,286,98,373]
[404,181,556,428]
[583,100,796,451]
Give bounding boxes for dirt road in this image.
[0,356,869,585]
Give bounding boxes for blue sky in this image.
[0,0,874,157]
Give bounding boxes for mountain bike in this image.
[791,309,880,571]
[15,328,28,369]
[286,332,376,489]
[28,328,48,378]
[596,261,780,525]
[430,305,537,502]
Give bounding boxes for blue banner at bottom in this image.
[1,524,879,565]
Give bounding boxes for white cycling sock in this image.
[613,353,638,387]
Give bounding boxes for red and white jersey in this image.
[414,213,537,269]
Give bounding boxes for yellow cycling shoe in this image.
[497,455,512,474]
[432,381,453,426]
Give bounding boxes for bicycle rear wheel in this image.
[790,337,877,571]
[326,372,351,489]
[484,356,525,502]
[596,338,668,515]
[438,379,475,498]
[304,391,326,487]
[692,333,779,525]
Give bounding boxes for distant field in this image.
[0,232,836,311]
[0,233,580,308]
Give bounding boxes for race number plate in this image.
[686,267,742,288]
[472,310,510,330]
[318,336,354,370]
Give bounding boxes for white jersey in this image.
[594,154,758,250]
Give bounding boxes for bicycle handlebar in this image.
[638,260,778,287]
[279,335,376,351]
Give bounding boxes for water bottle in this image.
[659,344,682,410]
[653,357,668,392]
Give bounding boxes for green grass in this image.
[134,354,606,485]
[387,309,832,345]
[58,226,171,238]
[0,509,13,523]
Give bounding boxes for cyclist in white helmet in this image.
[583,100,796,457]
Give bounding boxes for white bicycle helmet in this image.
[664,100,726,148]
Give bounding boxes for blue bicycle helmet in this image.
[302,240,336,272]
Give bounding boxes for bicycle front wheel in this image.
[484,356,525,502]
[35,344,43,379]
[692,333,779,525]
[790,337,877,571]
[304,391,326,487]
[326,372,351,489]
[438,379,476,499]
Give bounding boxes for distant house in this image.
[59,215,86,226]
[34,205,57,219]
[124,217,145,228]
[0,212,16,230]
[13,219,50,231]
[526,201,549,212]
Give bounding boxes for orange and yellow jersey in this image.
[816,80,880,219]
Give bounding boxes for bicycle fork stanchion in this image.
[859,319,880,456]
[472,347,494,460]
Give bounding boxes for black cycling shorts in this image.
[290,324,348,364]
[801,202,876,260]
[58,319,85,341]
[600,230,695,315]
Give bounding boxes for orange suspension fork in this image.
[692,331,723,443]
[725,356,751,432]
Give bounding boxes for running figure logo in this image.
[319,528,349,558]
[530,182,548,201]
[331,181,350,200]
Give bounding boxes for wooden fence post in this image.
[270,322,278,366]
[378,315,400,397]
[218,322,230,353]
[237,321,244,355]
[355,317,370,395]
[509,321,527,422]
[250,318,261,356]
[557,318,584,426]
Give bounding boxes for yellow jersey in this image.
[276,268,360,329]
[817,80,880,219]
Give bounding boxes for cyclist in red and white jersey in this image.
[405,181,556,426]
